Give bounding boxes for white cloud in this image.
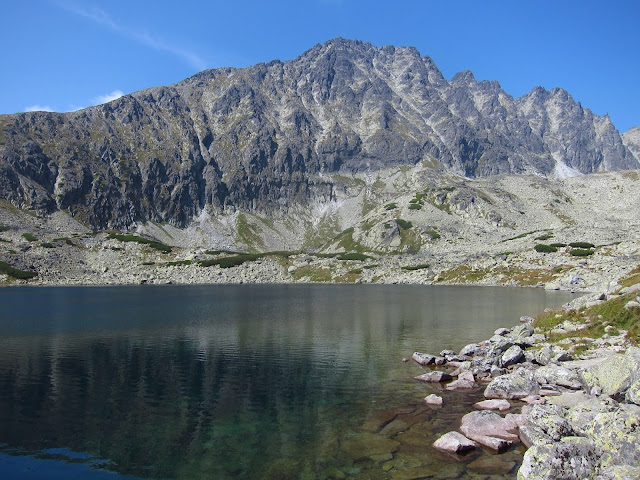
[92,90,124,105]
[57,2,207,70]
[25,105,54,112]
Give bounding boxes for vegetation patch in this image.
[40,242,56,248]
[619,265,640,289]
[570,249,594,257]
[395,219,412,230]
[384,203,397,210]
[199,251,297,269]
[502,230,538,242]
[569,242,595,249]
[335,272,361,283]
[290,266,332,282]
[108,234,172,253]
[408,203,422,210]
[535,233,554,241]
[0,261,37,280]
[337,252,372,261]
[534,293,640,345]
[401,264,430,271]
[22,233,37,242]
[164,260,193,266]
[348,268,363,275]
[363,264,378,269]
[0,225,8,232]
[535,244,558,253]
[550,243,567,248]
[424,230,440,240]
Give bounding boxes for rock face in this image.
[0,38,637,230]
[484,367,540,399]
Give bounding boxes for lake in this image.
[0,284,576,479]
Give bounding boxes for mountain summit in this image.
[0,38,637,229]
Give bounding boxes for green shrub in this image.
[199,253,261,268]
[395,219,412,230]
[164,260,193,266]
[337,252,372,261]
[339,227,354,236]
[401,264,430,271]
[570,249,594,257]
[0,225,8,232]
[40,242,56,248]
[569,242,594,249]
[108,234,172,253]
[0,261,37,280]
[363,264,378,269]
[535,244,558,253]
[425,230,440,240]
[550,243,567,248]
[408,203,422,210]
[384,203,397,210]
[535,233,554,241]
[141,261,156,266]
[348,269,363,275]
[22,233,37,242]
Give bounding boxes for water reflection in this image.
[0,285,575,479]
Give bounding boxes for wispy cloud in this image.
[57,2,207,70]
[93,90,124,105]
[25,105,54,112]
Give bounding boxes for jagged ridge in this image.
[0,38,637,229]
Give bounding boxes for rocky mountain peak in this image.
[0,38,637,230]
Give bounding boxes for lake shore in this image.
[414,268,640,480]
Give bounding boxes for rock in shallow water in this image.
[411,351,436,365]
[424,394,443,406]
[474,399,511,411]
[432,431,476,454]
[414,371,452,382]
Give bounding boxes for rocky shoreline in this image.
[413,281,640,479]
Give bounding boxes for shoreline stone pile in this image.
[414,310,640,480]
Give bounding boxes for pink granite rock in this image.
[433,431,476,454]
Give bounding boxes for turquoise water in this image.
[0,284,575,479]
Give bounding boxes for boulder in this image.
[460,410,519,446]
[414,371,452,382]
[485,367,540,399]
[511,323,535,338]
[626,379,640,405]
[446,370,476,390]
[459,343,481,356]
[520,316,534,323]
[581,404,640,468]
[518,437,600,480]
[596,465,640,480]
[501,345,525,367]
[411,352,436,365]
[432,431,476,454]
[525,404,574,441]
[534,365,582,390]
[580,348,640,397]
[518,424,552,448]
[474,399,511,411]
[440,349,456,357]
[494,327,511,336]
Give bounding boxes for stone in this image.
[624,300,640,310]
[459,343,481,356]
[494,327,511,336]
[445,370,477,390]
[580,349,640,397]
[518,425,552,448]
[511,323,535,338]
[484,367,539,399]
[501,345,525,367]
[340,432,400,461]
[582,404,640,468]
[433,356,446,365]
[432,431,476,454]
[490,365,505,377]
[534,364,582,390]
[474,399,511,411]
[414,371,452,382]
[520,316,534,323]
[522,394,545,405]
[535,345,554,366]
[525,404,574,441]
[596,465,640,480]
[467,455,516,475]
[460,410,519,450]
[626,379,640,405]
[424,394,443,406]
[444,354,468,362]
[518,437,600,480]
[440,349,456,357]
[411,352,436,365]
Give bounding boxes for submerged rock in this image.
[414,371,452,382]
[340,432,400,461]
[424,394,443,406]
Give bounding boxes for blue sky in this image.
[2,0,639,132]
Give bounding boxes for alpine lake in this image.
[0,284,576,479]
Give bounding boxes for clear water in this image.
[0,284,576,479]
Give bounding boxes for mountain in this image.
[0,38,637,230]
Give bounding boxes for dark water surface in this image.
[0,285,575,479]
